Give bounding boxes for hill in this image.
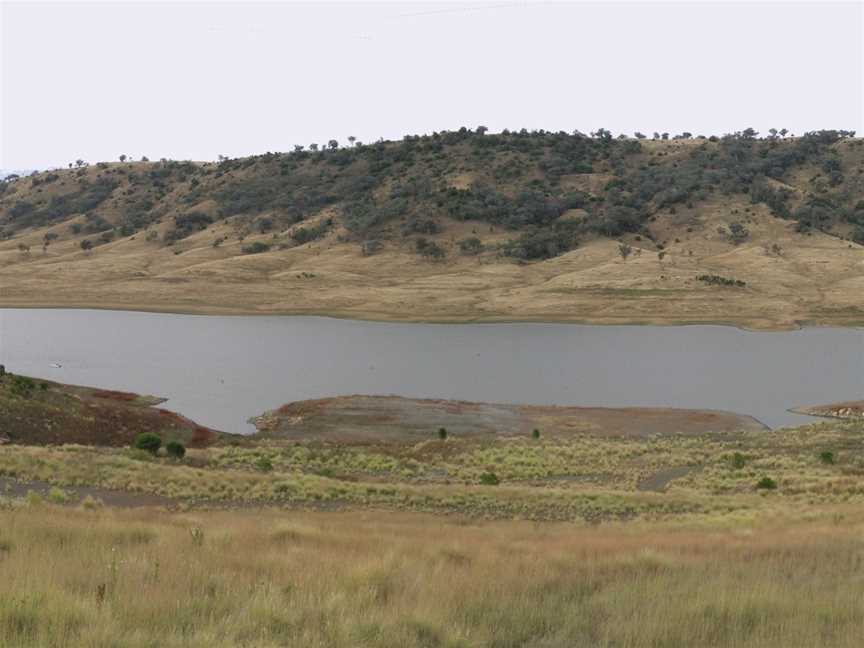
[1,128,863,328]
[0,371,220,447]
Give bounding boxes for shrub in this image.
[134,432,162,455]
[242,241,270,254]
[532,428,541,440]
[291,219,332,244]
[697,274,746,287]
[165,441,186,459]
[255,456,274,472]
[47,487,69,505]
[458,237,483,254]
[730,452,747,469]
[9,375,36,397]
[819,450,835,465]
[480,472,500,486]
[80,495,104,510]
[416,237,446,260]
[438,427,447,440]
[756,477,777,490]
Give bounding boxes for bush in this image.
[416,237,446,260]
[697,274,746,288]
[291,219,332,244]
[479,472,500,486]
[819,450,835,465]
[9,375,36,397]
[458,237,483,254]
[756,477,777,490]
[255,456,274,472]
[242,241,271,254]
[165,441,186,459]
[134,432,162,454]
[532,428,541,440]
[438,427,447,440]
[730,452,747,469]
[47,487,69,505]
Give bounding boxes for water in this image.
[1,309,861,433]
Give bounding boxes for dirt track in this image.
[0,477,174,508]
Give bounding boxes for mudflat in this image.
[253,394,767,442]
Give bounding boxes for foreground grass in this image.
[2,503,864,647]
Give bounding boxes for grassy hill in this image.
[0,372,220,447]
[1,128,863,327]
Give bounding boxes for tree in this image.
[134,432,162,454]
[309,143,319,152]
[618,242,632,261]
[438,427,447,440]
[165,440,186,459]
[75,159,85,168]
[327,139,339,150]
[293,144,304,153]
[476,125,488,135]
[347,136,356,146]
[780,128,789,137]
[634,132,646,139]
[141,156,149,162]
[80,239,94,253]
[119,154,127,163]
[458,237,483,254]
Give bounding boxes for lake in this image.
[0,309,861,433]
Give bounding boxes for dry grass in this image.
[2,503,864,647]
[2,419,864,521]
[1,192,862,330]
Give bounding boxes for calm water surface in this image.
[1,309,861,433]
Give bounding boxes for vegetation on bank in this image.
[1,417,863,520]
[2,128,862,263]
[0,371,218,447]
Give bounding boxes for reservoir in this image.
[1,309,861,433]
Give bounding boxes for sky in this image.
[1,0,862,169]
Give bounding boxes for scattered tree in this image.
[134,432,162,455]
[166,440,186,459]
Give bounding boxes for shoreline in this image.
[2,300,863,332]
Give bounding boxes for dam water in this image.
[1,309,861,433]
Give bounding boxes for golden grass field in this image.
[3,503,864,647]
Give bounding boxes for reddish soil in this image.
[0,375,226,447]
[253,395,767,443]
[791,400,864,420]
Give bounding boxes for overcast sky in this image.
[1,0,862,169]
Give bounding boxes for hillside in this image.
[0,371,220,447]
[1,128,863,328]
